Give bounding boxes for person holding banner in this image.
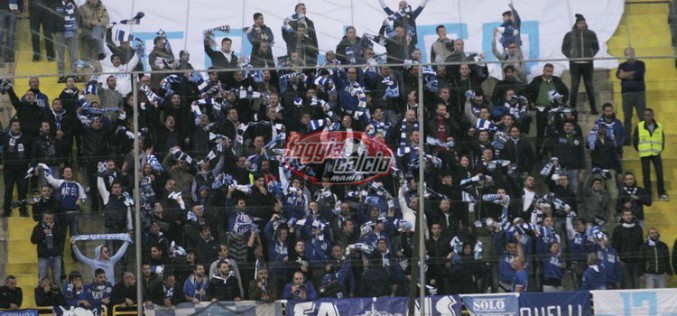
[71,233,131,285]
[204,31,239,85]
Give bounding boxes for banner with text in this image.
[518,291,591,316]
[592,288,677,316]
[73,0,623,79]
[0,309,38,316]
[286,295,462,316]
[462,293,519,316]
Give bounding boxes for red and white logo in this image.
[283,131,394,184]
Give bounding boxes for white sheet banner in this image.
[76,0,623,79]
[592,288,677,316]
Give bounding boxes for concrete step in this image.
[613,25,671,40]
[625,3,669,15]
[620,14,669,27]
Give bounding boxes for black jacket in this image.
[526,75,570,105]
[562,27,599,60]
[502,137,535,174]
[104,194,128,232]
[207,274,241,301]
[590,136,621,172]
[1,130,31,167]
[81,125,109,165]
[30,221,67,258]
[547,131,585,170]
[150,281,183,306]
[359,266,392,297]
[612,222,644,263]
[8,87,43,137]
[0,286,22,308]
[616,185,652,221]
[31,132,58,166]
[639,240,673,275]
[35,285,65,307]
[111,282,139,305]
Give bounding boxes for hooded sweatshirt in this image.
[73,242,129,284]
[581,264,606,290]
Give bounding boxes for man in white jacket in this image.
[96,44,140,96]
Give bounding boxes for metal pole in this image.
[417,65,426,315]
[132,75,143,315]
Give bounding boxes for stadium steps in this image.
[1,18,78,309]
[608,1,677,288]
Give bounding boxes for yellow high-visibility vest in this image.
[637,121,663,157]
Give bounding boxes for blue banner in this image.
[462,293,519,316]
[519,292,591,316]
[0,310,38,316]
[286,295,462,316]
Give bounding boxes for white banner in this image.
[592,288,677,316]
[77,0,623,79]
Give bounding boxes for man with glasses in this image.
[111,272,139,307]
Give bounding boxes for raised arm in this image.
[110,241,130,263]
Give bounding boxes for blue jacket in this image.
[596,245,623,287]
[264,221,288,277]
[542,253,565,283]
[46,174,86,211]
[183,274,209,301]
[593,115,625,149]
[62,283,87,307]
[581,265,607,290]
[282,280,318,301]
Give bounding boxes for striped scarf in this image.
[397,118,419,156]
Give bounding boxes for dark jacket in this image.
[81,125,109,165]
[31,132,58,166]
[1,130,31,168]
[150,281,183,306]
[612,221,644,263]
[616,185,651,221]
[30,221,67,258]
[547,130,585,170]
[526,75,570,105]
[502,137,535,174]
[204,39,239,84]
[7,87,43,137]
[590,136,621,172]
[335,35,362,65]
[379,25,409,66]
[207,273,241,301]
[639,239,673,275]
[0,285,22,308]
[32,197,64,222]
[35,285,65,307]
[104,194,128,232]
[111,282,139,305]
[561,27,599,60]
[359,266,392,297]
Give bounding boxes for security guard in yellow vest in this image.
[632,108,668,201]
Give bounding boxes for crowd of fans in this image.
[0,0,676,311]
